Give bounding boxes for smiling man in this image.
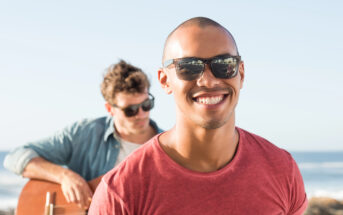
[89,17,308,215]
[4,60,162,209]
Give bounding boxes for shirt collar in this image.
[103,116,163,142]
[104,116,115,142]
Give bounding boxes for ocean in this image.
[292,151,343,199]
[1,151,343,210]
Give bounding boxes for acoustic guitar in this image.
[16,176,102,215]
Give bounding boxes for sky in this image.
[0,0,342,151]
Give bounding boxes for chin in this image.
[199,120,225,130]
[194,113,232,130]
[132,122,149,132]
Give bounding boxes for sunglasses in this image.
[163,54,241,81]
[112,93,155,117]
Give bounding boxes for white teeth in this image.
[196,96,223,105]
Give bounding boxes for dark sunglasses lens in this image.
[211,57,239,79]
[124,105,139,117]
[142,99,154,111]
[177,59,204,81]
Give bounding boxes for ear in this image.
[158,68,172,94]
[238,61,245,89]
[105,102,115,116]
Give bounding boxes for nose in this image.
[134,105,149,119]
[196,64,221,88]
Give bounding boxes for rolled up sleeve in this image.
[3,147,39,175]
[3,122,77,175]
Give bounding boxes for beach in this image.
[305,197,343,215]
[0,208,14,215]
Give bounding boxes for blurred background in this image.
[1,0,342,211]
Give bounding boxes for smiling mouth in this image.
[193,94,229,105]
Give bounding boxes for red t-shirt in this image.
[89,128,308,215]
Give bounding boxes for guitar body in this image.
[16,177,101,215]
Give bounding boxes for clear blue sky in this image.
[0,0,342,151]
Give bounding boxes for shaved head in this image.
[162,17,239,62]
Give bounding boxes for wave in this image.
[298,162,343,169]
[0,171,27,186]
[307,189,343,200]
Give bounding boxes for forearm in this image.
[22,157,73,184]
[23,157,93,209]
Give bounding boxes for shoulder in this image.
[237,127,295,169]
[65,116,109,134]
[236,128,307,213]
[236,128,302,191]
[72,116,108,129]
[237,127,290,156]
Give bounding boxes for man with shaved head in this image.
[89,17,308,214]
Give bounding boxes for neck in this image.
[160,114,239,172]
[115,123,156,144]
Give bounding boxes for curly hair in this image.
[101,60,150,105]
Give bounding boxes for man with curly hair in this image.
[4,60,163,209]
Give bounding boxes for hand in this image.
[60,170,93,209]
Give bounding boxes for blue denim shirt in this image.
[3,116,163,181]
